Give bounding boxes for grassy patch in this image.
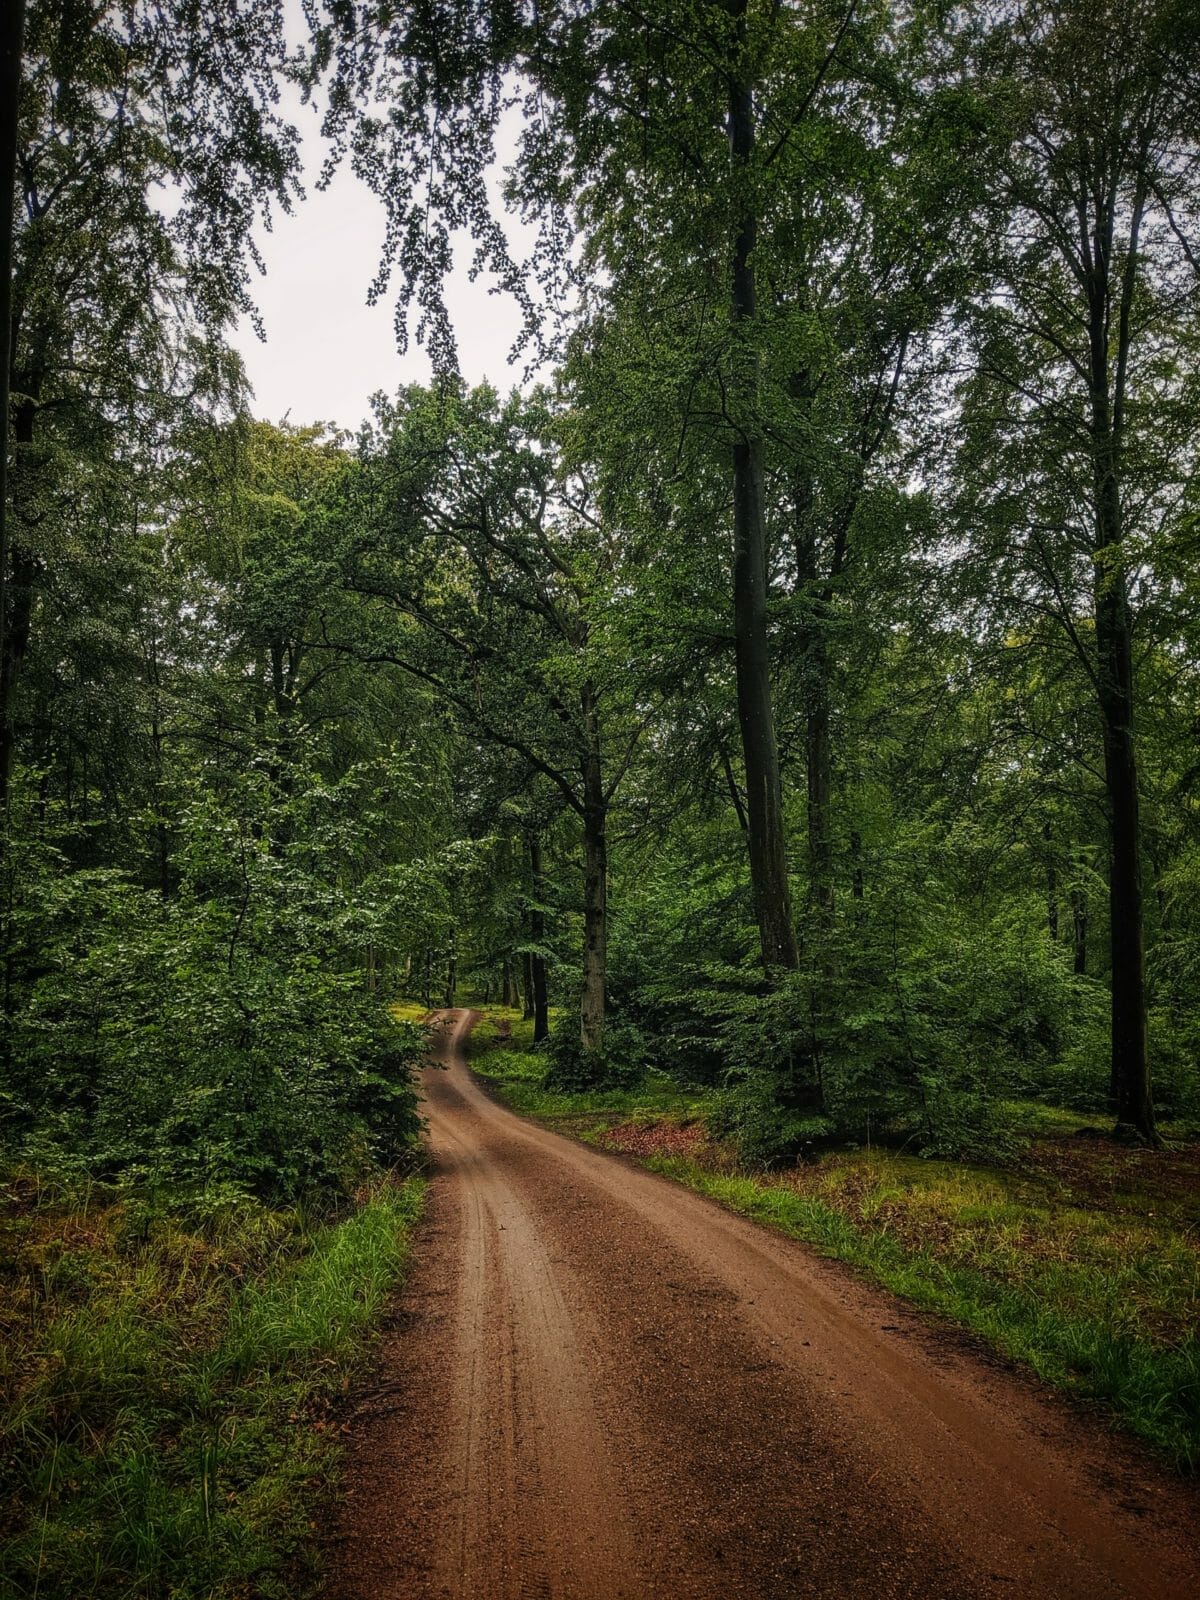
[387,998,434,1027]
[469,1008,1200,1470]
[0,1171,424,1599]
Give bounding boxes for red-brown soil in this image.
[324,1010,1200,1599]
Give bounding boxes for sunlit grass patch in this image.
[0,1171,424,1600]
[388,999,434,1027]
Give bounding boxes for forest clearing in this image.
[3,1,1200,1596]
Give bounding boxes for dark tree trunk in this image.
[805,631,834,929]
[794,507,834,930]
[0,389,40,807]
[1088,299,1154,1141]
[444,953,457,1009]
[528,832,549,1043]
[501,957,514,1009]
[580,684,608,1053]
[0,2,27,807]
[727,13,798,973]
[1071,888,1088,976]
[522,949,535,1021]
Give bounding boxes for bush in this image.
[2,780,425,1201]
[542,1017,647,1092]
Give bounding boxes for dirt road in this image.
[326,1010,1200,1599]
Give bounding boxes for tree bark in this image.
[522,949,535,1021]
[727,7,798,973]
[1071,888,1087,976]
[580,684,608,1053]
[528,832,549,1043]
[0,2,27,802]
[1088,300,1154,1140]
[0,388,39,807]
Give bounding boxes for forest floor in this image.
[324,1008,1200,1600]
[0,1169,423,1599]
[469,1007,1200,1471]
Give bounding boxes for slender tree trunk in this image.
[1088,317,1154,1141]
[522,950,535,1021]
[794,502,834,931]
[0,393,39,807]
[529,832,549,1043]
[805,634,834,929]
[501,956,514,1009]
[580,685,608,1053]
[1072,888,1088,976]
[727,10,798,973]
[444,953,457,1009]
[1044,822,1058,941]
[0,2,27,806]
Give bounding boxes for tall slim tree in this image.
[963,0,1200,1139]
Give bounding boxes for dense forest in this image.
[2,1,1200,1596]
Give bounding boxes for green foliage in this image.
[2,759,425,1201]
[541,1017,647,1093]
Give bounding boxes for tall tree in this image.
[962,0,1200,1138]
[331,385,644,1054]
[2,0,300,803]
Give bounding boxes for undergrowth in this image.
[0,1171,424,1599]
[470,1009,1200,1471]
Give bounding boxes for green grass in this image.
[0,1171,424,1599]
[469,1009,1200,1471]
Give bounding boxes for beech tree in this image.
[1,0,300,804]
[960,0,1200,1139]
[329,385,645,1055]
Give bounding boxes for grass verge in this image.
[0,1171,424,1599]
[470,1010,1200,1471]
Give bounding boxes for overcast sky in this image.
[232,59,536,434]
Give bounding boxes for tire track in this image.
[325,1010,1200,1600]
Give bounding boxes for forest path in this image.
[325,1010,1200,1600]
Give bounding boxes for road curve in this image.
[325,1009,1200,1600]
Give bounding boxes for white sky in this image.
[233,39,537,434]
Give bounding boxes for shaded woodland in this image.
[4,0,1199,1183]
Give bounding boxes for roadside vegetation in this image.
[470,1008,1200,1471]
[5,0,1200,1580]
[0,1171,423,1600]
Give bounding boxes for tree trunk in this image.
[1071,888,1087,976]
[522,950,535,1021]
[727,11,798,973]
[0,392,40,807]
[805,632,834,929]
[1089,320,1154,1141]
[580,685,608,1053]
[501,956,514,1009]
[444,953,457,1009]
[0,2,27,806]
[1044,823,1058,941]
[795,501,834,931]
[528,833,549,1043]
